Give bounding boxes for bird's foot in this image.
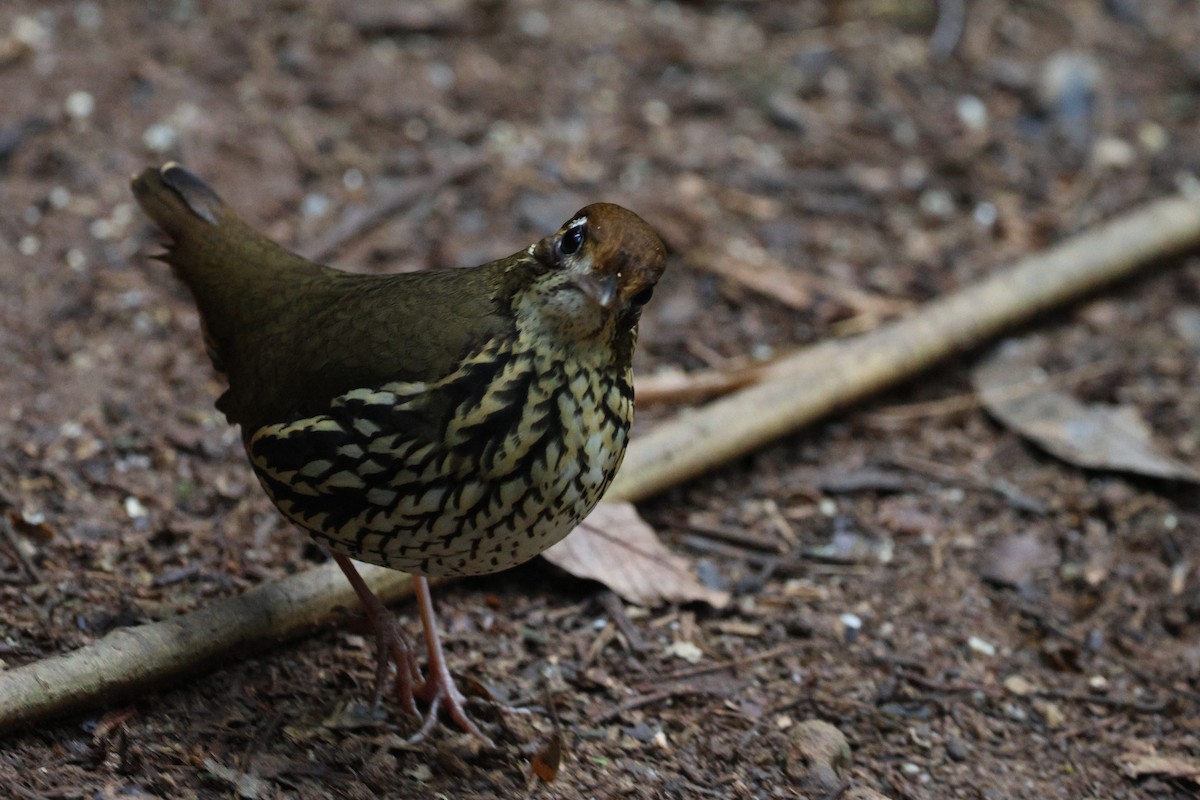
[407,656,496,746]
[367,610,423,720]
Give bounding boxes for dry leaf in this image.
[1119,746,1200,782]
[972,337,1200,483]
[530,732,562,782]
[543,502,730,608]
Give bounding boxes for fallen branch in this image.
[0,564,428,735]
[3,192,1199,735]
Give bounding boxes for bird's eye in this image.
[559,222,586,257]
[631,286,654,306]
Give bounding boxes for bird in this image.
[130,162,666,745]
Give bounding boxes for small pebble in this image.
[65,90,95,120]
[142,122,177,153]
[1034,700,1066,729]
[1093,137,1134,168]
[301,193,331,219]
[1003,675,1034,696]
[967,636,996,657]
[49,186,71,209]
[1137,121,1167,153]
[66,248,87,271]
[664,641,703,664]
[18,235,39,256]
[124,496,148,520]
[956,94,988,132]
[13,15,50,49]
[919,188,955,219]
[973,201,998,229]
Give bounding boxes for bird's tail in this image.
[130,162,237,243]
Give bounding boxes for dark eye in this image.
[559,222,586,257]
[631,286,654,306]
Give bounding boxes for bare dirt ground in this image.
[3,1,1200,798]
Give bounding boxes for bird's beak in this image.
[575,272,618,309]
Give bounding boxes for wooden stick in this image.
[0,564,420,735]
[2,192,1199,735]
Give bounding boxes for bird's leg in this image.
[408,575,496,746]
[330,552,422,719]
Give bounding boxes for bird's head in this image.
[520,203,667,343]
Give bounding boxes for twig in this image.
[599,591,652,653]
[590,686,713,725]
[3,193,1199,735]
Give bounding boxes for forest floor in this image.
[2,1,1200,798]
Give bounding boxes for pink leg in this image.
[408,575,496,746]
[331,552,421,718]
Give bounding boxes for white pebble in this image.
[142,122,177,153]
[973,201,998,229]
[65,90,95,120]
[301,193,331,219]
[1093,137,1134,169]
[124,496,148,520]
[49,186,71,209]
[18,235,40,256]
[967,635,996,657]
[919,188,955,219]
[839,612,863,630]
[89,218,113,240]
[13,15,50,49]
[956,94,988,132]
[66,248,87,271]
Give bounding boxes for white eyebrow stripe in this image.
[566,216,588,230]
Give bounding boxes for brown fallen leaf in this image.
[543,502,730,608]
[972,337,1200,483]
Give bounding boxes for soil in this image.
[2,1,1200,798]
